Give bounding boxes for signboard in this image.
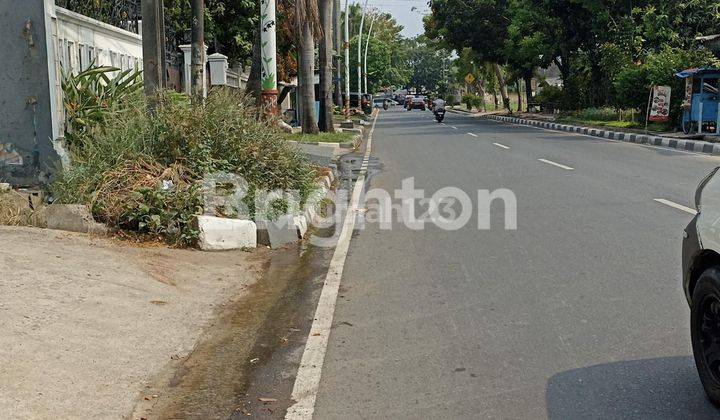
[649,85,671,122]
[464,73,476,85]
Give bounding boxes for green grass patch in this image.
[282,131,356,144]
[557,116,668,133]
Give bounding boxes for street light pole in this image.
[357,0,369,105]
[343,0,350,118]
[363,13,376,96]
[260,0,278,113]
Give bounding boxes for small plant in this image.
[120,185,203,247]
[61,65,143,144]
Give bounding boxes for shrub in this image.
[52,89,317,246]
[535,85,563,105]
[61,65,143,145]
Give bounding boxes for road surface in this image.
[306,108,720,419]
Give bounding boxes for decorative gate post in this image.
[260,0,278,113]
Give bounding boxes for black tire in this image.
[691,266,720,406]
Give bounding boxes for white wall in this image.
[53,7,143,74]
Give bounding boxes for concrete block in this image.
[340,121,355,129]
[45,204,108,235]
[194,215,257,251]
[256,215,299,248]
[294,215,308,238]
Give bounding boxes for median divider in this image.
[475,113,720,156]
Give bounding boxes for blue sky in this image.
[363,0,428,38]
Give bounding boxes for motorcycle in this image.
[434,108,446,123]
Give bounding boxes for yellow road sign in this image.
[465,73,476,85]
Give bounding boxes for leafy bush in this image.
[462,93,483,110]
[52,89,317,246]
[535,85,563,105]
[61,65,143,144]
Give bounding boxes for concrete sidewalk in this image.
[0,227,267,419]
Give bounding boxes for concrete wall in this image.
[0,0,60,186]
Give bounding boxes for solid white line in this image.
[493,142,510,149]
[451,126,458,129]
[654,198,697,215]
[538,158,574,170]
[285,111,379,420]
[467,132,478,137]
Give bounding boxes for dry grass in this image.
[0,192,22,225]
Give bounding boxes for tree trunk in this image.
[523,71,533,112]
[246,28,262,105]
[492,88,498,110]
[190,0,205,98]
[318,0,335,132]
[141,0,163,109]
[298,20,319,134]
[492,63,510,111]
[516,80,522,112]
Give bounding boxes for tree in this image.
[296,0,321,134]
[318,0,335,132]
[425,0,512,110]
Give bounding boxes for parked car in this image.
[683,166,720,406]
[408,95,426,111]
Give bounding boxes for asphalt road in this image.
[310,108,720,419]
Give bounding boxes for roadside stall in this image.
[676,68,720,135]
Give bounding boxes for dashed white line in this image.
[493,143,510,149]
[451,126,458,130]
[654,198,697,215]
[467,132,478,137]
[285,111,379,420]
[538,158,574,170]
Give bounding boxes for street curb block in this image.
[481,114,720,156]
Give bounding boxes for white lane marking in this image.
[493,142,510,149]
[496,120,720,160]
[538,158,574,170]
[285,110,379,420]
[467,132,478,137]
[440,122,446,125]
[451,126,458,130]
[654,198,697,215]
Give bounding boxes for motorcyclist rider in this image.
[433,97,446,115]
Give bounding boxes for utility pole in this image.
[190,0,205,98]
[356,0,369,103]
[363,14,376,96]
[141,0,165,105]
[333,0,342,107]
[260,0,278,113]
[343,0,350,118]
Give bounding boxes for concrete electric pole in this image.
[260,0,278,112]
[190,0,205,98]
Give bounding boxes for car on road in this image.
[373,98,398,108]
[408,95,426,111]
[683,166,720,406]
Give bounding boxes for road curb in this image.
[481,114,720,156]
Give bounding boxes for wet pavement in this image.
[132,239,334,419]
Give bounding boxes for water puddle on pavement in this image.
[133,152,381,419]
[131,235,334,419]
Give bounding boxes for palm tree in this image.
[296,0,322,134]
[318,0,335,132]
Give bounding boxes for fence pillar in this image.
[179,44,208,96]
[208,53,229,86]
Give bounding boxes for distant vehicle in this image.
[434,108,445,122]
[408,96,426,111]
[374,98,398,108]
[683,166,720,406]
